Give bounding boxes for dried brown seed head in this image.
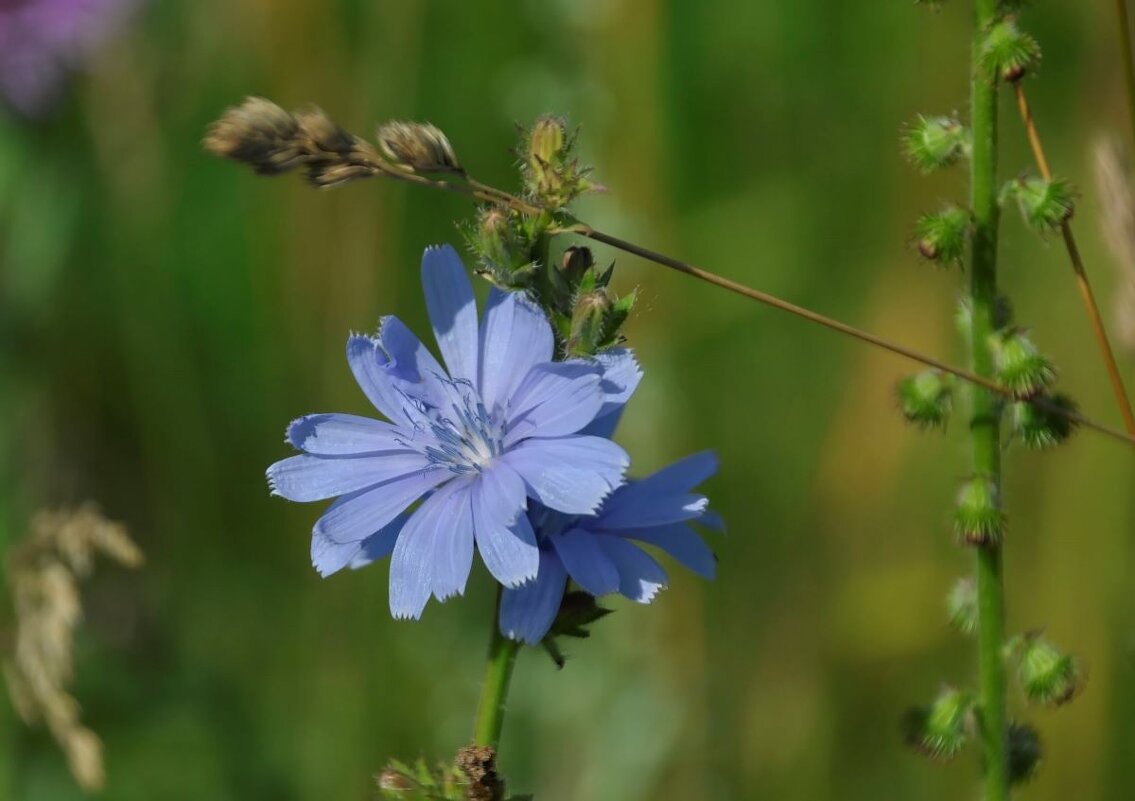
[377,121,461,173]
[203,96,306,175]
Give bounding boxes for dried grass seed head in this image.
[377,120,461,173]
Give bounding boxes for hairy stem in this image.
[1013,83,1135,436]
[473,589,520,750]
[970,2,1009,799]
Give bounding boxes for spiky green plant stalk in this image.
[969,1,1009,797]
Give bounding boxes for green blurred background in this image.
[2,1,1134,799]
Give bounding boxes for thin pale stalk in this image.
[472,589,520,750]
[1013,83,1135,436]
[578,227,1134,446]
[1115,0,1135,146]
[353,142,1135,445]
[970,2,1009,799]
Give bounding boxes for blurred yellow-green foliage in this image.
[2,1,1134,799]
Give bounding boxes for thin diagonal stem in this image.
[1013,83,1135,436]
[971,2,1008,799]
[473,588,520,750]
[253,133,1135,446]
[578,227,1134,446]
[1115,0,1135,146]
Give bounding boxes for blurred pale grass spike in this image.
[1093,137,1135,353]
[3,503,143,792]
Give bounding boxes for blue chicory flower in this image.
[268,245,638,619]
[499,451,722,644]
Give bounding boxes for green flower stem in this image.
[970,1,1009,798]
[473,589,521,750]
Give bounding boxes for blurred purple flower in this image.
[268,245,637,620]
[0,0,138,117]
[499,452,722,645]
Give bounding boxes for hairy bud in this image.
[902,687,973,761]
[915,205,970,266]
[1004,175,1075,233]
[897,370,953,430]
[990,328,1056,397]
[1008,722,1043,785]
[954,475,1006,546]
[1011,393,1078,450]
[559,246,595,284]
[980,19,1041,82]
[1016,633,1082,706]
[946,577,978,636]
[903,115,970,172]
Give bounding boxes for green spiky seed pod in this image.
[903,115,971,172]
[1017,634,1082,706]
[902,687,973,760]
[915,205,971,265]
[954,475,1006,546]
[990,328,1056,397]
[897,371,953,430]
[980,19,1041,82]
[1011,393,1078,450]
[1007,722,1043,785]
[946,577,978,636]
[1004,176,1075,233]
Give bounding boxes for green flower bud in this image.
[902,687,973,761]
[520,115,597,209]
[529,116,566,167]
[990,328,1056,397]
[570,290,614,353]
[376,767,415,795]
[897,370,953,430]
[903,115,971,172]
[954,475,1006,546]
[1008,722,1043,785]
[946,577,978,636]
[980,19,1041,83]
[1017,634,1082,706]
[1011,393,1078,450]
[915,205,971,265]
[1004,175,1075,232]
[559,246,595,285]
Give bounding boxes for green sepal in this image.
[1010,393,1078,450]
[902,687,974,761]
[980,18,1041,82]
[915,205,970,265]
[990,327,1056,397]
[897,370,953,430]
[946,577,978,636]
[540,591,615,668]
[954,475,1006,546]
[1002,175,1075,233]
[903,115,971,173]
[1008,722,1043,785]
[1014,633,1082,706]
